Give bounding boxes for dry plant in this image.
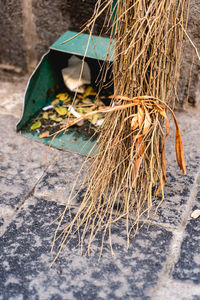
[51,0,190,264]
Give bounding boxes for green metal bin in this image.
[17,31,114,155]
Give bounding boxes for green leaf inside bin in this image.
[49,114,63,122]
[55,106,67,115]
[30,120,42,130]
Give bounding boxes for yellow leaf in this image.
[76,107,84,114]
[83,86,96,98]
[77,106,97,114]
[30,120,42,130]
[56,93,70,100]
[51,99,60,106]
[64,97,71,104]
[42,112,49,119]
[55,106,67,116]
[49,114,63,122]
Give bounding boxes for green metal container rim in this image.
[50,31,114,62]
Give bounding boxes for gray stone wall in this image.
[0,0,199,105]
[0,0,105,73]
[0,0,27,71]
[177,1,200,106]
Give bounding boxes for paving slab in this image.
[0,77,27,119]
[151,109,200,228]
[0,114,58,234]
[149,169,200,300]
[34,150,86,206]
[0,196,172,300]
[173,172,200,284]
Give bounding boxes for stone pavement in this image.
[0,76,200,300]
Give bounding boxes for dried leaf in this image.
[155,103,186,175]
[56,93,70,101]
[51,103,141,137]
[61,117,83,127]
[61,118,75,125]
[49,114,63,122]
[42,112,49,119]
[90,114,99,125]
[77,107,93,114]
[83,86,96,98]
[154,103,167,118]
[81,98,94,105]
[137,106,145,127]
[131,115,139,130]
[39,131,50,139]
[76,120,84,126]
[30,120,42,130]
[191,209,200,219]
[170,111,186,175]
[143,107,151,135]
[55,106,67,116]
[51,99,60,106]
[64,97,71,104]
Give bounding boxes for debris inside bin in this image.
[24,85,112,141]
[62,56,91,93]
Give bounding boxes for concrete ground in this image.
[0,74,200,300]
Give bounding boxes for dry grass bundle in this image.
[51,0,189,263]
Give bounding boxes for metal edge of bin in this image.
[17,50,51,131]
[50,31,114,62]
